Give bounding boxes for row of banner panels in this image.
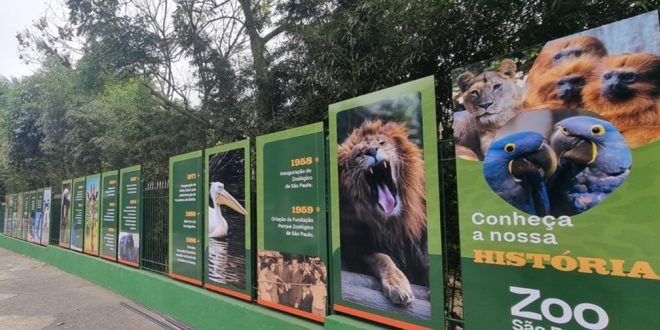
[9,11,659,329]
[3,188,52,246]
[166,76,445,328]
[56,167,141,266]
[168,141,255,301]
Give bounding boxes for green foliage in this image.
[0,60,204,191]
[2,0,658,189]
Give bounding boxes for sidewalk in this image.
[0,247,190,330]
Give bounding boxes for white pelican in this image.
[208,182,247,238]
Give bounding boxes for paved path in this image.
[0,247,183,330]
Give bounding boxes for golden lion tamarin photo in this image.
[525,57,600,110]
[582,53,660,147]
[524,36,608,109]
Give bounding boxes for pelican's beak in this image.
[215,188,248,216]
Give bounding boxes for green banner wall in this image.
[2,195,8,235]
[452,11,660,330]
[203,139,252,301]
[22,191,31,241]
[118,165,142,268]
[71,177,86,252]
[40,188,52,246]
[169,151,204,286]
[100,171,119,261]
[14,193,20,239]
[328,76,444,329]
[5,194,10,236]
[5,194,14,236]
[59,180,73,248]
[33,189,44,244]
[19,192,26,240]
[84,174,101,256]
[12,193,17,238]
[256,123,329,322]
[28,190,38,244]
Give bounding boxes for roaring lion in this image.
[337,119,428,305]
[455,59,522,159]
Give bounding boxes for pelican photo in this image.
[206,149,248,290]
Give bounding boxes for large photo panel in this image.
[329,76,443,329]
[40,188,52,246]
[256,123,329,322]
[452,10,660,330]
[27,190,38,244]
[32,189,44,244]
[59,180,72,248]
[5,194,12,236]
[203,140,252,301]
[84,174,101,256]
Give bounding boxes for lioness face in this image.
[462,72,517,127]
[341,131,402,218]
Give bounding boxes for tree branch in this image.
[263,24,285,43]
[144,83,210,128]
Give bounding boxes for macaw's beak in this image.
[215,188,248,216]
[551,126,598,165]
[508,140,557,182]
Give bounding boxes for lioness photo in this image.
[336,92,430,320]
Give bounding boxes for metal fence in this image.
[141,180,169,275]
[0,204,5,233]
[49,195,62,246]
[439,138,464,330]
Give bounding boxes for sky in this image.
[0,0,52,79]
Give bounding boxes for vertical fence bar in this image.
[439,137,464,330]
[141,179,169,275]
[0,203,5,234]
[50,194,62,246]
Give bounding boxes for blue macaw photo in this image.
[484,131,557,216]
[484,114,632,217]
[548,116,631,216]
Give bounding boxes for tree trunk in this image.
[237,0,274,130]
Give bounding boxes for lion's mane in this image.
[337,119,428,286]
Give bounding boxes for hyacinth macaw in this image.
[549,116,631,216]
[484,131,557,216]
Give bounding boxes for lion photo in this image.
[336,92,430,320]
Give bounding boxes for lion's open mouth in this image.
[366,160,398,215]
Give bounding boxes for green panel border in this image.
[99,170,119,260]
[18,192,25,240]
[71,177,86,252]
[255,122,324,250]
[169,150,204,284]
[203,139,252,299]
[118,165,142,268]
[35,188,44,245]
[327,76,443,328]
[27,190,37,243]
